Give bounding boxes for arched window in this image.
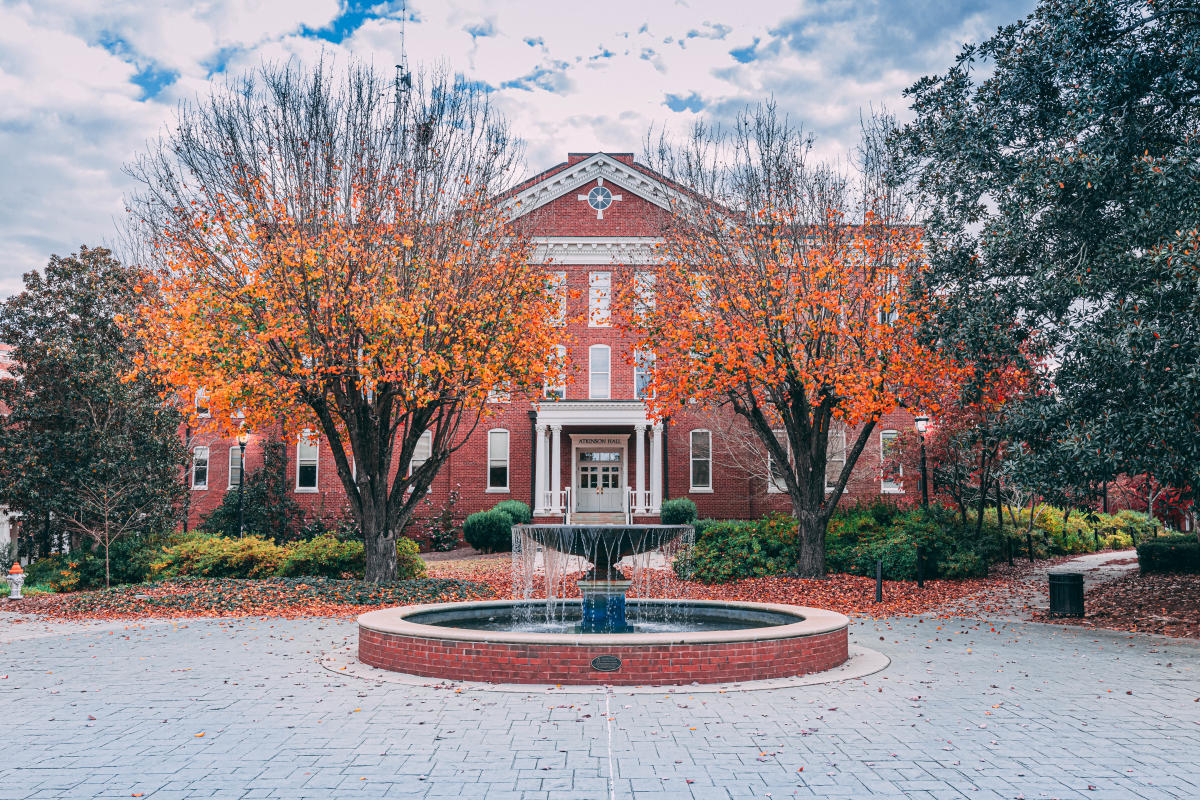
[589,271,611,327]
[690,430,712,492]
[880,430,903,493]
[589,344,610,399]
[634,349,655,400]
[544,344,567,400]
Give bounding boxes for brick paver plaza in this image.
[1,613,1197,799]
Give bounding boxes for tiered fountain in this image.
[358,523,849,685]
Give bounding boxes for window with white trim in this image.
[767,429,788,493]
[487,381,511,403]
[408,430,432,476]
[228,446,243,489]
[589,344,610,399]
[634,349,655,400]
[877,274,900,325]
[547,271,567,326]
[690,430,712,491]
[633,271,656,320]
[194,388,210,418]
[543,345,567,400]
[589,271,611,327]
[191,446,209,489]
[825,424,846,492]
[880,429,903,493]
[296,433,319,491]
[487,429,509,491]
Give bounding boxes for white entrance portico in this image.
[532,401,662,519]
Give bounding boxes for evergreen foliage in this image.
[660,498,698,526]
[462,510,513,553]
[0,246,184,583]
[199,436,303,540]
[899,0,1200,500]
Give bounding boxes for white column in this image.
[649,423,663,513]
[534,424,548,514]
[550,424,563,514]
[634,424,647,514]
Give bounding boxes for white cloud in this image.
[0,0,1035,295]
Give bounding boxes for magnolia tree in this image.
[628,105,954,577]
[127,62,558,581]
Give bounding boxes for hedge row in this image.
[1136,536,1200,574]
[24,532,425,592]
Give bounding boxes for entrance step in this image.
[572,512,628,525]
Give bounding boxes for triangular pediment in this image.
[506,153,676,219]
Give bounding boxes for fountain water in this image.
[510,523,694,632]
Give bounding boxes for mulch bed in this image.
[1031,571,1200,638]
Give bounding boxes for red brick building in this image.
[183,153,917,536]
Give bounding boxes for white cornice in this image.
[532,236,663,265]
[507,154,677,219]
[534,400,654,426]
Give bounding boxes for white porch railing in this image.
[626,488,654,519]
[538,487,573,523]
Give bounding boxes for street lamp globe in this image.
[914,414,930,434]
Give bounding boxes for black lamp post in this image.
[236,429,249,538]
[914,414,930,509]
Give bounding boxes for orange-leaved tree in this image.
[626,105,956,577]
[126,62,558,581]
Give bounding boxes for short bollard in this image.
[875,559,883,603]
[1048,572,1084,617]
[7,563,24,600]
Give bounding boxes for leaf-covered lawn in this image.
[1032,572,1200,638]
[425,557,1005,618]
[8,576,497,621]
[16,556,1173,630]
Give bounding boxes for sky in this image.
[0,0,1036,298]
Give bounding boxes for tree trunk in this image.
[361,498,398,583]
[105,543,111,589]
[1027,497,1036,561]
[792,500,826,579]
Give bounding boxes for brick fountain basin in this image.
[358,599,849,685]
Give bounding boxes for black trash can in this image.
[1048,572,1084,617]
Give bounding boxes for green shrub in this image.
[24,554,95,592]
[661,498,698,526]
[22,533,180,591]
[493,500,532,525]
[1102,532,1134,550]
[1137,535,1200,574]
[396,536,427,580]
[676,514,795,583]
[154,534,287,579]
[692,518,720,539]
[939,550,987,578]
[1116,510,1159,541]
[277,534,365,578]
[462,510,513,553]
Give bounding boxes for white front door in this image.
[576,450,623,512]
